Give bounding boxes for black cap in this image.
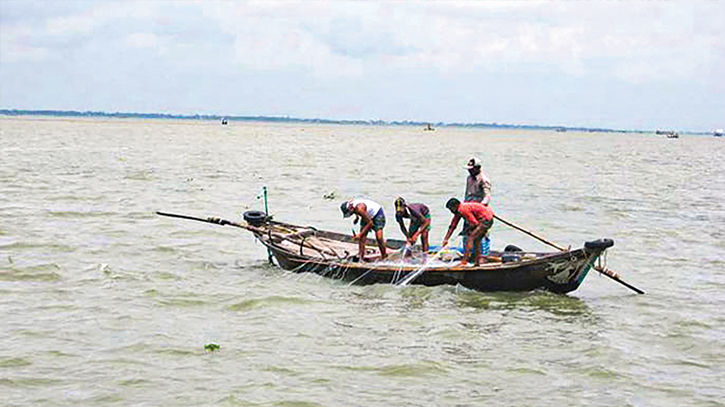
[340,201,353,218]
[445,198,460,212]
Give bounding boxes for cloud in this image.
[191,0,723,84]
[3,0,722,80]
[0,23,47,63]
[1,0,723,130]
[124,32,160,49]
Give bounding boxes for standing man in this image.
[394,197,431,253]
[442,198,494,266]
[340,199,388,262]
[464,157,492,205]
[463,157,492,254]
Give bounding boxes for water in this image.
[1,116,724,406]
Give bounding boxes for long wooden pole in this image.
[493,214,644,294]
[155,211,339,259]
[594,266,645,294]
[156,211,246,228]
[493,215,566,251]
[262,186,273,264]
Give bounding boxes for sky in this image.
[0,0,723,132]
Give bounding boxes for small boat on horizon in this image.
[656,129,678,138]
[715,129,723,137]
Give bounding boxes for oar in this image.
[494,214,644,294]
[156,211,339,259]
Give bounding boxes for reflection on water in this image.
[456,288,596,320]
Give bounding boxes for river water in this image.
[1,116,723,406]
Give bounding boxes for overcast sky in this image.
[1,0,722,131]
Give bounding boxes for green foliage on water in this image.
[204,343,220,352]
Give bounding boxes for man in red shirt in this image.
[441,198,494,266]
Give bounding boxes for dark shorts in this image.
[371,209,386,231]
[461,218,493,236]
[472,218,494,236]
[409,213,431,234]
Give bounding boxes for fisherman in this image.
[462,157,493,255]
[464,157,492,204]
[340,199,388,262]
[394,197,431,254]
[442,198,494,266]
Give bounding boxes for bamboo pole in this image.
[155,211,339,259]
[262,186,273,264]
[493,215,566,251]
[494,214,644,294]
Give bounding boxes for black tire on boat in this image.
[584,238,614,250]
[243,210,267,226]
[504,244,523,252]
[502,254,521,263]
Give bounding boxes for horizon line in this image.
[0,108,701,134]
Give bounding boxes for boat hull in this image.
[259,235,604,294]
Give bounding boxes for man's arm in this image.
[409,210,429,242]
[354,204,374,238]
[396,216,409,239]
[480,178,492,205]
[442,214,461,246]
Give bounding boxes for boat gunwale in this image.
[252,230,601,274]
[245,219,610,293]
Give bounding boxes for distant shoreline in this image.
[0,108,697,135]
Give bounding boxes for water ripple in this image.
[2,118,724,407]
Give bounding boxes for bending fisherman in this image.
[341,199,388,261]
[442,198,494,266]
[394,197,431,254]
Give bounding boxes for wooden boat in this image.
[228,211,615,294]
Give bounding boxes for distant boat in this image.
[715,129,723,137]
[656,129,678,138]
[424,123,435,131]
[221,118,228,125]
